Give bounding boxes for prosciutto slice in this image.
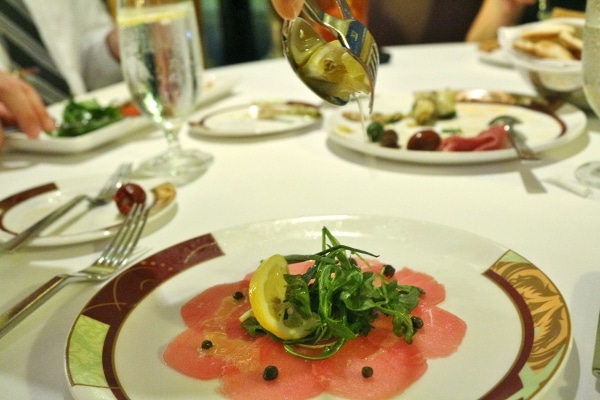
[438,124,508,151]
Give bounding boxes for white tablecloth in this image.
[0,42,598,399]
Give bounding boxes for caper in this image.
[411,316,424,330]
[200,340,213,350]
[361,366,374,378]
[263,365,279,381]
[232,291,245,300]
[382,264,396,278]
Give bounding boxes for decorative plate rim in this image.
[63,215,572,400]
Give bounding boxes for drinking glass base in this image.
[136,148,213,186]
[575,161,600,188]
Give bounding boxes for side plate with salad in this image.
[5,75,240,154]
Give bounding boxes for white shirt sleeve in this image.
[81,23,123,91]
[24,0,123,94]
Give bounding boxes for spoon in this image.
[282,10,377,111]
[282,18,346,106]
[489,115,540,161]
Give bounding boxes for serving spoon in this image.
[282,0,378,112]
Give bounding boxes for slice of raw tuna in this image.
[411,303,467,358]
[219,336,324,400]
[312,329,428,400]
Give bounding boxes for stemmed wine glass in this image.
[116,0,212,184]
[576,0,600,188]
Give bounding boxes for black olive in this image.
[233,291,244,300]
[361,366,374,378]
[263,365,279,381]
[406,129,441,151]
[411,316,424,330]
[379,129,400,148]
[382,264,396,278]
[200,340,213,350]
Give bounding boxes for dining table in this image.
[0,42,598,400]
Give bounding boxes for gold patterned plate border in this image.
[64,215,571,400]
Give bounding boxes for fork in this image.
[489,115,540,161]
[0,203,148,339]
[0,163,132,253]
[302,0,379,111]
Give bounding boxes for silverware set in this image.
[0,163,148,338]
[0,163,132,253]
[0,202,148,339]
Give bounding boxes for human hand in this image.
[0,70,55,148]
[107,28,120,61]
[271,0,304,19]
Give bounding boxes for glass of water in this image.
[117,0,212,184]
[576,0,600,188]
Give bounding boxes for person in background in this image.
[271,0,304,19]
[368,0,484,46]
[0,0,122,147]
[270,0,484,45]
[466,0,587,42]
[0,69,53,148]
[467,0,538,42]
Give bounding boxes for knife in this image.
[594,310,600,378]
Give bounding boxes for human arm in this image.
[466,0,537,42]
[78,0,123,91]
[271,0,304,19]
[0,70,55,148]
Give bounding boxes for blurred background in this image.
[105,0,282,68]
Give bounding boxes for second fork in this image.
[0,163,132,253]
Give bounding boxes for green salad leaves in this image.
[47,97,124,137]
[242,227,424,360]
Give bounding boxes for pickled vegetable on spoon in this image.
[285,18,370,104]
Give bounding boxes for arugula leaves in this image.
[242,227,424,360]
[47,97,124,137]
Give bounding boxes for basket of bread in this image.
[498,17,587,108]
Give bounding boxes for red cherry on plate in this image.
[114,183,146,215]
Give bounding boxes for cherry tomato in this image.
[114,182,146,215]
[407,129,441,151]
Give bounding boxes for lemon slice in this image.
[248,254,314,340]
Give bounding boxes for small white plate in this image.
[0,177,176,247]
[189,100,322,137]
[326,90,587,164]
[6,75,240,154]
[478,48,513,68]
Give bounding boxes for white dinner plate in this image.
[0,176,176,247]
[326,90,587,164]
[64,215,571,400]
[189,100,322,137]
[5,75,240,154]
